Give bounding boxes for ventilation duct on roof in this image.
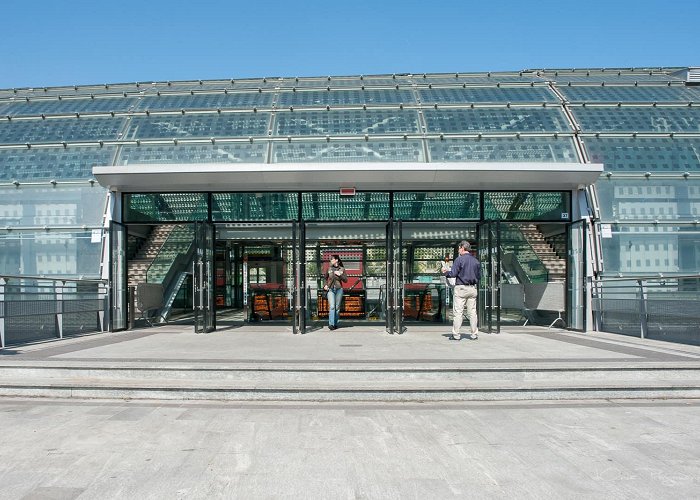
[687,67,700,85]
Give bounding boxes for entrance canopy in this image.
[93,162,603,192]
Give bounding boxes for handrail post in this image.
[0,277,6,349]
[56,280,64,340]
[638,279,648,339]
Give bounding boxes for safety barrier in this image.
[0,275,107,348]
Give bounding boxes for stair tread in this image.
[2,377,699,391]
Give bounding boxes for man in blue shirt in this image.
[442,240,481,340]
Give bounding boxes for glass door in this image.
[109,221,128,331]
[393,219,404,334]
[193,221,215,333]
[293,221,306,334]
[477,220,501,334]
[567,219,587,331]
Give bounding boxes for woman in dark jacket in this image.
[323,254,348,330]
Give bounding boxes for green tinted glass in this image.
[393,192,480,220]
[211,193,298,221]
[124,193,208,222]
[484,192,570,221]
[301,192,389,220]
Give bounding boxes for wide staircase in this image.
[1,348,699,402]
[519,224,566,281]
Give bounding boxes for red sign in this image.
[339,187,356,196]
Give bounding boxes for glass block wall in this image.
[1,68,699,283]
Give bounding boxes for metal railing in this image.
[591,274,700,345]
[0,275,107,348]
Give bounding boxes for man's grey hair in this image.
[459,240,471,252]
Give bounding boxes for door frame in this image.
[193,221,215,333]
[477,220,501,334]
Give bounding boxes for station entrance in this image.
[163,220,470,334]
[110,196,587,334]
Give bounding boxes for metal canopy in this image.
[93,162,603,192]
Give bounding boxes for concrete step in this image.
[1,362,699,402]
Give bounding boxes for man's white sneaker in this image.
[469,333,479,340]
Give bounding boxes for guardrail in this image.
[591,274,700,345]
[0,275,107,349]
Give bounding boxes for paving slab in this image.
[2,325,700,366]
[0,397,697,499]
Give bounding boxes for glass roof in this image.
[583,137,700,172]
[0,69,698,182]
[423,108,570,133]
[276,89,415,107]
[0,146,116,181]
[559,85,700,103]
[428,137,578,163]
[274,110,420,136]
[572,106,700,133]
[3,97,138,116]
[124,114,270,140]
[418,87,558,104]
[272,139,425,163]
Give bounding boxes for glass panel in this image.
[484,192,570,221]
[584,138,700,172]
[499,223,550,283]
[123,193,208,222]
[572,106,700,132]
[134,92,273,111]
[0,146,117,181]
[5,84,143,98]
[274,109,420,136]
[141,82,241,93]
[596,178,700,221]
[567,221,586,330]
[393,192,480,220]
[0,231,102,276]
[547,73,680,83]
[419,87,558,104]
[211,193,299,221]
[291,77,411,88]
[423,108,570,133]
[273,139,424,163]
[147,224,194,284]
[599,223,700,275]
[0,183,107,227]
[0,117,125,144]
[418,74,545,84]
[3,97,138,116]
[428,137,578,162]
[193,222,215,333]
[110,221,127,331]
[276,89,416,107]
[115,143,267,164]
[124,113,269,139]
[478,221,500,333]
[301,192,389,220]
[559,85,700,103]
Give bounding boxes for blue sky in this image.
[2,0,698,88]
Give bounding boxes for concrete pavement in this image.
[0,397,698,499]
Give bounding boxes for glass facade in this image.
[1,68,699,340]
